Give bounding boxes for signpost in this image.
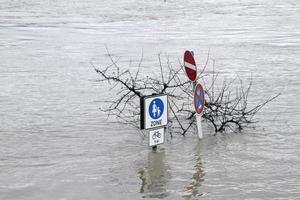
[194,83,205,139]
[184,50,197,82]
[183,50,205,139]
[140,94,168,149]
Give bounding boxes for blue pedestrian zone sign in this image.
[149,98,164,120]
[140,94,168,130]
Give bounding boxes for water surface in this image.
[0,0,299,199]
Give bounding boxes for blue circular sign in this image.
[148,98,164,119]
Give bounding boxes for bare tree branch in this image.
[93,50,280,134]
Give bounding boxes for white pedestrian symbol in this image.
[157,106,161,117]
[152,101,161,118]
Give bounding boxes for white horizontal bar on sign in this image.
[184,61,196,71]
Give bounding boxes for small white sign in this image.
[144,94,168,130]
[149,128,165,147]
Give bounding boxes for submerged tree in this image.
[92,49,280,136]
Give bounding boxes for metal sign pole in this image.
[152,145,157,151]
[196,114,203,139]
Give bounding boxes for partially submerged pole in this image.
[196,114,203,139]
[152,145,157,151]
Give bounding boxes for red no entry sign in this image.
[184,50,197,81]
[194,83,205,114]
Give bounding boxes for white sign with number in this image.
[149,128,165,147]
[144,94,168,130]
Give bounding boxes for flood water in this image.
[1,0,300,199]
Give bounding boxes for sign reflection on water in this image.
[138,142,205,199]
[138,149,170,198]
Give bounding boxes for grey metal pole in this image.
[152,145,157,151]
